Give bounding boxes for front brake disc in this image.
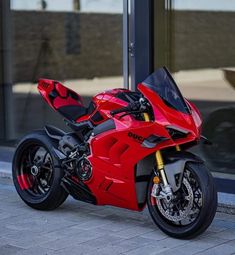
[156,177,194,222]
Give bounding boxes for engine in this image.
[58,134,92,181]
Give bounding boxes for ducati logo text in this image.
[128,132,144,143]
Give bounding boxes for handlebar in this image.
[110,106,131,116]
[110,101,141,116]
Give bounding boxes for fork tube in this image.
[155,151,168,187]
[144,112,170,188]
[156,150,164,170]
[176,145,181,151]
[143,113,150,122]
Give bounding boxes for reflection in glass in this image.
[154,0,235,175]
[10,0,123,138]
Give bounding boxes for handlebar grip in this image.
[110,106,130,116]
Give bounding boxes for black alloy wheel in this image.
[147,162,217,239]
[12,130,68,210]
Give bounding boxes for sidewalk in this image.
[0,177,235,254]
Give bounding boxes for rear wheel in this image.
[12,130,68,210]
[147,162,217,239]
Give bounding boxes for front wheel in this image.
[147,162,217,239]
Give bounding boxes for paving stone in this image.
[157,236,229,255]
[0,178,235,254]
[1,232,58,250]
[0,244,25,255]
[226,240,235,248]
[147,236,190,251]
[113,235,157,252]
[41,229,107,251]
[122,244,170,255]
[85,244,133,255]
[111,225,154,239]
[0,237,11,247]
[208,220,230,233]
[140,230,168,241]
[211,228,235,241]
[15,246,55,255]
[78,234,126,249]
[98,221,138,233]
[196,243,235,255]
[54,244,95,255]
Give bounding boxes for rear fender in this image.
[44,125,67,160]
[44,125,66,141]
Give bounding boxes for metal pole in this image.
[0,0,14,141]
[130,0,153,91]
[123,0,129,89]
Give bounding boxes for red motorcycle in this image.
[12,67,217,239]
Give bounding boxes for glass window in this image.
[9,0,123,139]
[154,0,235,175]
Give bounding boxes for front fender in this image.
[135,151,203,209]
[164,151,204,192]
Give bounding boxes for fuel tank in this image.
[77,88,141,125]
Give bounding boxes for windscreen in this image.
[142,67,190,114]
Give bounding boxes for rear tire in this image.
[147,162,217,239]
[12,130,68,210]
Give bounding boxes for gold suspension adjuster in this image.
[176,145,181,151]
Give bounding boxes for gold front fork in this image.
[143,112,179,189]
[176,145,181,151]
[155,150,169,187]
[143,113,169,186]
[143,113,150,122]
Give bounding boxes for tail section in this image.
[38,79,87,121]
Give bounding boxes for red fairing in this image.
[38,79,131,125]
[138,83,202,141]
[76,88,130,124]
[37,72,203,211]
[82,85,202,210]
[38,79,84,111]
[38,79,55,109]
[86,117,172,210]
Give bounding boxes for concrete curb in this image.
[0,162,12,179]
[217,204,235,215]
[217,193,235,214]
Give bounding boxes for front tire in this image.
[147,162,217,239]
[12,130,68,210]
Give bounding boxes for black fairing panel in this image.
[93,119,116,136]
[164,151,204,164]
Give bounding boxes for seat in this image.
[57,105,88,121]
[49,82,94,121]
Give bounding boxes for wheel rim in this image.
[150,168,202,226]
[16,143,53,198]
